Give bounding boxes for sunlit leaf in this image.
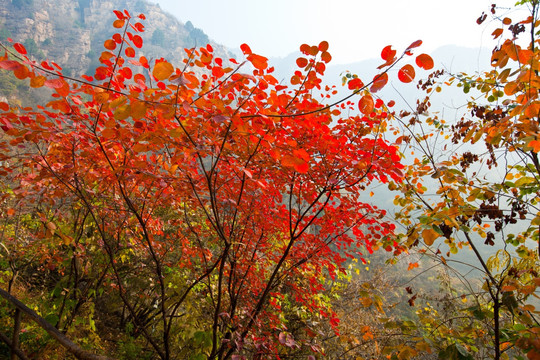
[153,61,174,81]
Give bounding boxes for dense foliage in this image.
[0,1,539,360]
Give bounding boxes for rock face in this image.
[0,0,233,76]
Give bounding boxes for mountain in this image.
[0,0,234,77]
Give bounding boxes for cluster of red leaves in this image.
[0,9,428,358]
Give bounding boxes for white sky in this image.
[153,0,523,64]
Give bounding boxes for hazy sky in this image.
[152,0,522,64]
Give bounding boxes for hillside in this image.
[0,0,233,77]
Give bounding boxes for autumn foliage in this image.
[0,8,434,360]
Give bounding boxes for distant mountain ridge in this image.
[0,0,234,76]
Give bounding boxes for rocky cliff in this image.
[0,0,233,76]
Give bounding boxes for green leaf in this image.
[45,313,59,327]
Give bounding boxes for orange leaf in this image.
[130,100,147,119]
[398,64,415,83]
[113,19,125,28]
[153,61,174,81]
[492,28,503,39]
[518,49,533,64]
[504,82,519,96]
[248,54,268,71]
[104,39,116,50]
[415,54,434,70]
[13,65,29,79]
[528,139,540,152]
[358,95,374,115]
[370,73,388,93]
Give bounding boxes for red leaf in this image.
[0,60,20,70]
[240,43,252,55]
[318,40,329,52]
[212,66,224,78]
[348,77,364,90]
[132,35,143,48]
[113,10,124,19]
[41,61,54,70]
[381,45,396,62]
[206,44,213,52]
[398,64,415,83]
[296,57,308,68]
[406,40,422,51]
[321,51,332,63]
[13,43,27,55]
[415,54,434,70]
[133,22,144,32]
[44,78,66,89]
[112,33,123,44]
[370,73,388,93]
[125,47,135,58]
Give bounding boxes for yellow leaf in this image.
[114,104,131,121]
[30,75,46,88]
[422,228,439,246]
[153,61,174,81]
[130,100,147,119]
